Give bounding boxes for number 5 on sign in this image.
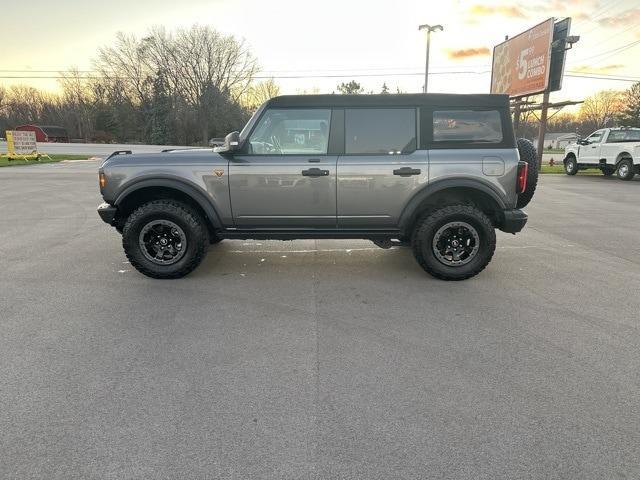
[517,49,529,81]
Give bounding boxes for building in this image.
[15,125,69,143]
[542,132,578,150]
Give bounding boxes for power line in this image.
[1,71,638,82]
[569,38,640,65]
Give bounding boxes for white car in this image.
[563,127,640,180]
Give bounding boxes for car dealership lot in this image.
[1,162,639,479]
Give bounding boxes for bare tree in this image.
[579,90,624,131]
[243,79,280,111]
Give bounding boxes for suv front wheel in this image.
[122,199,209,279]
[412,205,496,281]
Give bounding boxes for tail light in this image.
[516,161,528,194]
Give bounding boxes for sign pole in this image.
[536,90,550,169]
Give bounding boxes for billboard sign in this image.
[490,18,555,97]
[6,130,37,155]
[548,18,571,92]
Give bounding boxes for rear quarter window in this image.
[432,110,503,144]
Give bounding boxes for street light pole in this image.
[418,24,443,93]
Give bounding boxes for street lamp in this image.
[418,23,443,93]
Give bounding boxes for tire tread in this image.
[122,199,208,279]
[412,204,496,281]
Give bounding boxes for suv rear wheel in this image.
[412,204,496,281]
[122,199,208,279]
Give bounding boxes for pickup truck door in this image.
[579,130,605,163]
[229,108,337,228]
[337,107,427,228]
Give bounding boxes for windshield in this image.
[239,103,267,143]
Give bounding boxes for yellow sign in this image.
[3,130,50,161]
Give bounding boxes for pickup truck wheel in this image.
[412,205,496,281]
[564,156,578,175]
[122,200,208,279]
[516,138,538,208]
[617,159,635,181]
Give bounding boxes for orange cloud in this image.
[573,64,624,74]
[468,4,526,18]
[599,8,640,27]
[446,47,491,59]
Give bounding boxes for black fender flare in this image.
[398,178,507,235]
[114,176,223,229]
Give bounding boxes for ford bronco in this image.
[98,94,537,280]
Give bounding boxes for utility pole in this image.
[536,90,550,169]
[418,24,443,93]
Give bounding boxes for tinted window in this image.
[606,130,640,143]
[345,108,416,154]
[248,109,331,155]
[433,110,503,143]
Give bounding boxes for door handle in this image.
[393,167,421,176]
[301,168,329,177]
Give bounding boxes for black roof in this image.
[266,93,510,109]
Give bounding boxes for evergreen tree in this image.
[621,82,640,127]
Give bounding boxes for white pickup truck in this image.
[563,127,640,180]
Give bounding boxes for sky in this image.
[2,0,640,107]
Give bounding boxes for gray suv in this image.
[98,94,536,280]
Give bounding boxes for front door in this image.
[580,129,605,163]
[229,108,337,228]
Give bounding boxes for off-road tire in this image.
[412,204,496,281]
[617,159,635,181]
[122,200,208,279]
[564,155,578,175]
[516,138,538,208]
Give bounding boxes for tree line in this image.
[1,26,638,146]
[515,84,640,140]
[0,25,280,145]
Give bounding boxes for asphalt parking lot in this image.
[1,161,639,479]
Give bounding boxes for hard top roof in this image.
[265,93,510,109]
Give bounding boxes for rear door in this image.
[337,107,427,228]
[229,108,337,228]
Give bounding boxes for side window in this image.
[605,130,640,143]
[345,108,416,155]
[606,131,624,143]
[432,110,503,144]
[248,109,331,155]
[587,130,604,143]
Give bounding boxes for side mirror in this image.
[218,131,240,153]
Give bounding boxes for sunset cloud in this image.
[599,8,640,27]
[446,47,491,60]
[572,64,624,74]
[468,4,526,18]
